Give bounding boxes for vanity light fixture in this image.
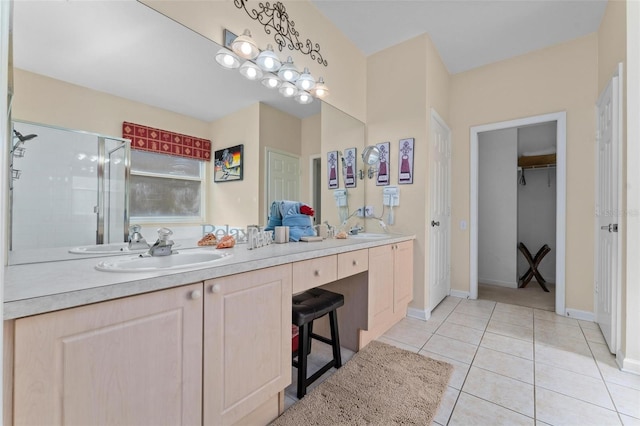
[261,73,282,89]
[255,44,281,72]
[231,29,260,60]
[239,61,263,81]
[217,29,329,102]
[296,68,315,91]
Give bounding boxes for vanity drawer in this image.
[337,249,369,279]
[292,255,338,293]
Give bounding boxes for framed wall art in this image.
[398,138,414,184]
[327,150,339,189]
[343,147,357,188]
[376,142,390,186]
[214,144,243,182]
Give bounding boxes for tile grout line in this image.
[456,301,538,423]
[580,322,626,424]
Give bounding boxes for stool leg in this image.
[307,320,313,355]
[297,323,310,399]
[329,310,342,369]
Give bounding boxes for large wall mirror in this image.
[9,0,364,264]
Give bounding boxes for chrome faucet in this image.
[147,227,175,257]
[349,224,364,235]
[128,224,149,250]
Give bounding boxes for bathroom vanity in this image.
[3,234,414,426]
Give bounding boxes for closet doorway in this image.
[470,112,567,315]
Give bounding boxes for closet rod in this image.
[517,164,556,171]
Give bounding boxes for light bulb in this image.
[240,43,252,56]
[279,82,297,97]
[246,67,257,78]
[223,55,234,66]
[261,73,282,89]
[263,57,274,69]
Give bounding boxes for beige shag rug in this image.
[271,340,454,425]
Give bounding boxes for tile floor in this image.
[285,296,640,425]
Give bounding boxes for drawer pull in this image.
[314,270,320,277]
[211,284,221,294]
[352,260,358,266]
[190,290,202,300]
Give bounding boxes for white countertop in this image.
[4,234,414,320]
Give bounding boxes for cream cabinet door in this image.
[368,244,395,329]
[204,264,292,426]
[393,241,414,314]
[13,283,204,426]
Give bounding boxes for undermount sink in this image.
[349,233,387,239]
[95,250,231,272]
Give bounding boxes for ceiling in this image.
[12,0,608,124]
[311,0,608,74]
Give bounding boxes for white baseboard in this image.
[564,308,594,321]
[450,289,471,299]
[407,307,430,321]
[478,278,518,288]
[617,349,640,375]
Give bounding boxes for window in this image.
[130,151,205,222]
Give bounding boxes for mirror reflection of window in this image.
[130,151,204,222]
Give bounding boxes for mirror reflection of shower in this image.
[10,121,130,251]
[10,129,38,184]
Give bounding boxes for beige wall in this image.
[450,34,598,312]
[300,113,321,206]
[599,1,627,93]
[208,103,260,226]
[366,35,430,312]
[142,0,366,122]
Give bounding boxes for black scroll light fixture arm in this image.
[233,0,328,67]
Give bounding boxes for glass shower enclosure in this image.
[10,120,130,251]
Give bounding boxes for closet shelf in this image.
[518,153,556,169]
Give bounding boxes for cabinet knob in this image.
[314,270,320,277]
[352,260,358,266]
[190,290,202,300]
[211,284,221,293]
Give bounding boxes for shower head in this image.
[13,130,38,142]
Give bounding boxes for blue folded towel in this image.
[283,214,315,241]
[265,200,314,241]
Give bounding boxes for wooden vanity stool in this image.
[292,288,344,399]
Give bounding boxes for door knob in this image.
[431,220,440,227]
[601,224,619,232]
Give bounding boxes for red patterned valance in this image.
[122,122,211,161]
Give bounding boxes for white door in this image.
[267,150,300,209]
[429,110,452,310]
[595,69,621,354]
